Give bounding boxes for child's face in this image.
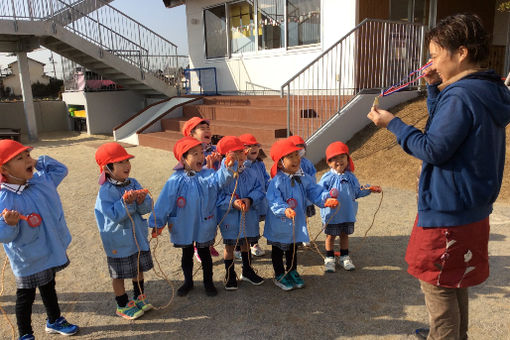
[245,144,260,161]
[232,149,247,163]
[0,151,36,184]
[183,145,205,172]
[109,159,131,182]
[328,154,349,173]
[191,123,212,144]
[279,151,301,174]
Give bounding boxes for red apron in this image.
[405,215,490,288]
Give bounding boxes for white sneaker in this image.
[234,250,242,260]
[324,257,336,273]
[250,244,265,257]
[339,255,355,271]
[302,242,310,247]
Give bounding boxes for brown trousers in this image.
[420,280,469,340]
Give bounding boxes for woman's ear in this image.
[457,45,469,63]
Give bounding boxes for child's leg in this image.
[15,287,36,336]
[325,235,336,258]
[240,242,263,285]
[38,279,61,324]
[197,246,217,296]
[112,278,128,307]
[340,232,349,255]
[132,271,144,301]
[284,243,298,273]
[271,245,285,277]
[223,245,237,289]
[177,246,194,296]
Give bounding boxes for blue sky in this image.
[0,0,188,77]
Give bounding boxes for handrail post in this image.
[96,1,103,49]
[286,84,290,137]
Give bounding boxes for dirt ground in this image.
[0,100,509,339]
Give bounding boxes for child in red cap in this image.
[182,117,221,258]
[149,136,237,297]
[216,136,265,290]
[238,133,269,257]
[264,139,338,291]
[318,141,381,272]
[0,140,79,339]
[94,142,154,320]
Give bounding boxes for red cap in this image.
[325,141,354,172]
[216,136,244,155]
[288,135,305,146]
[182,117,209,137]
[0,140,32,166]
[239,133,259,146]
[173,136,202,162]
[95,142,134,172]
[269,139,303,177]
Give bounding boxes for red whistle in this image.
[2,209,42,227]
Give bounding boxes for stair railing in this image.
[0,0,182,83]
[280,19,426,140]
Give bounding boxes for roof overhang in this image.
[163,0,185,8]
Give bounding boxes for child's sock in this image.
[340,249,349,257]
[224,259,236,279]
[115,293,129,308]
[178,246,194,296]
[326,250,335,258]
[132,280,144,300]
[271,246,285,277]
[241,251,251,271]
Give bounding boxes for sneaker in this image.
[225,274,238,291]
[250,244,265,257]
[135,294,153,312]
[194,247,202,263]
[19,335,35,340]
[204,281,218,297]
[324,257,336,273]
[45,316,79,335]
[116,300,144,320]
[302,242,310,247]
[209,245,220,257]
[288,270,305,288]
[273,273,294,291]
[177,281,194,297]
[233,250,242,260]
[240,268,264,286]
[414,328,429,339]
[339,255,355,271]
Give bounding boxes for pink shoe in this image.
[194,247,202,263]
[209,246,220,257]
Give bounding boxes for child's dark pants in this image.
[271,244,298,276]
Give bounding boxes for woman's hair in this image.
[425,13,489,64]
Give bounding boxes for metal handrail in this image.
[280,19,426,140]
[0,0,181,82]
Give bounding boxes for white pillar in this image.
[16,52,38,141]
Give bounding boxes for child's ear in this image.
[0,165,7,176]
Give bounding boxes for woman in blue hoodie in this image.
[368,13,510,340]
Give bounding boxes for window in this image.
[229,1,256,54]
[287,0,320,47]
[390,0,430,24]
[258,0,285,50]
[204,5,228,58]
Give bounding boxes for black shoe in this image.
[413,328,429,339]
[177,281,193,296]
[204,281,218,296]
[240,268,264,286]
[224,274,238,291]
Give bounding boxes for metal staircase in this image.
[0,0,183,97]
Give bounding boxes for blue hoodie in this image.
[387,70,510,227]
[0,156,71,277]
[244,159,270,217]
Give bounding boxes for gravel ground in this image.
[0,131,509,340]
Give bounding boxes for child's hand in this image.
[122,190,136,204]
[369,185,382,193]
[136,189,148,204]
[2,209,20,226]
[233,199,247,211]
[225,152,235,168]
[285,208,296,219]
[325,198,339,208]
[151,226,164,238]
[240,198,251,212]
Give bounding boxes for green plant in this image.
[497,1,510,11]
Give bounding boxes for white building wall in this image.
[3,59,50,96]
[185,0,357,94]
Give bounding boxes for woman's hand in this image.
[367,106,395,128]
[423,62,441,85]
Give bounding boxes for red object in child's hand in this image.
[325,198,339,208]
[329,188,339,198]
[151,226,164,238]
[285,208,296,219]
[2,209,42,227]
[225,153,235,168]
[122,190,136,204]
[369,186,382,193]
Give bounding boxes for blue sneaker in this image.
[19,335,35,340]
[135,294,153,312]
[45,316,79,335]
[288,270,305,288]
[274,273,294,291]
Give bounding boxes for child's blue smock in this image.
[300,157,317,179]
[244,159,269,217]
[150,163,234,246]
[318,169,371,224]
[0,156,71,277]
[264,171,330,244]
[217,166,264,240]
[94,178,153,258]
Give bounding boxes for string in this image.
[380,61,432,97]
[0,256,16,340]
